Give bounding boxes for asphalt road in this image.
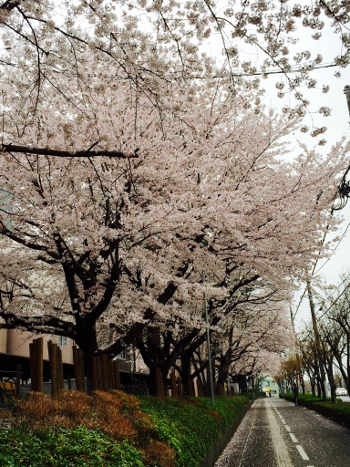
[215,397,350,467]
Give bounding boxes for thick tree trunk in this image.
[136,326,203,398]
[216,361,229,387]
[181,353,192,396]
[74,319,99,393]
[216,347,233,387]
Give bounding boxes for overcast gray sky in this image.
[253,20,350,329]
[202,5,350,328]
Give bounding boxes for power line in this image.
[316,273,350,321]
[293,265,350,325]
[231,61,339,78]
[314,220,350,275]
[192,61,340,80]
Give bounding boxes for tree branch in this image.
[0,312,76,340]
[0,0,20,11]
[1,144,139,159]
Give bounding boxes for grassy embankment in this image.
[0,390,253,467]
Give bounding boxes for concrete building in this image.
[0,327,74,364]
[0,326,149,386]
[260,375,280,397]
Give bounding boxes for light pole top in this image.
[344,85,350,117]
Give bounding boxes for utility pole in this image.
[290,305,303,394]
[299,86,350,402]
[290,306,296,333]
[307,280,327,401]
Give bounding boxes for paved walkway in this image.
[215,397,350,467]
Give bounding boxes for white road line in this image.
[280,419,286,424]
[270,400,312,464]
[267,403,293,467]
[296,445,310,461]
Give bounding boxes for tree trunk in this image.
[324,355,336,404]
[311,377,316,397]
[181,353,192,396]
[75,320,99,393]
[216,352,231,387]
[317,378,322,398]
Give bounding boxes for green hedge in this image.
[280,392,350,428]
[312,402,350,428]
[0,393,252,467]
[140,395,251,467]
[280,392,332,407]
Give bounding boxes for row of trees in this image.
[0,0,349,393]
[289,278,350,403]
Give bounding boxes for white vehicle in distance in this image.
[335,387,348,396]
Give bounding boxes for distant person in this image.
[293,383,299,406]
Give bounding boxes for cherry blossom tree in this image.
[0,0,349,152]
[133,131,349,394]
[0,0,349,392]
[214,286,294,384]
[0,66,346,388]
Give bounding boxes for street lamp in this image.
[344,85,350,116]
[332,86,350,211]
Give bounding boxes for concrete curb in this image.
[198,399,253,467]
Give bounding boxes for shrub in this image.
[1,391,251,467]
[141,395,250,467]
[312,401,350,428]
[0,426,144,467]
[16,390,144,440]
[92,391,137,440]
[280,392,350,428]
[141,439,177,467]
[280,392,332,408]
[15,392,61,430]
[11,390,176,466]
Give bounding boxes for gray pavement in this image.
[215,397,350,467]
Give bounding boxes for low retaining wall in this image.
[198,400,253,467]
